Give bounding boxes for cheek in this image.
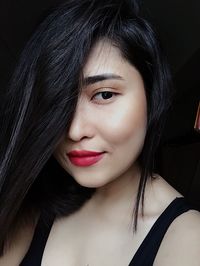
[97,96,147,150]
[98,97,147,178]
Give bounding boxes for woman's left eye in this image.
[91,91,118,103]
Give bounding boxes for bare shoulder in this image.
[154,209,200,266]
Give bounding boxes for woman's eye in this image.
[92,91,118,103]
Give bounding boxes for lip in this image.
[67,150,105,167]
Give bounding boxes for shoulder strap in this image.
[128,197,195,266]
[20,210,55,266]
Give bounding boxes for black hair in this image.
[0,0,172,254]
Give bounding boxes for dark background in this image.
[0,0,199,207]
[142,0,200,208]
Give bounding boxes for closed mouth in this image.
[67,150,105,167]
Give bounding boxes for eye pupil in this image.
[102,92,113,99]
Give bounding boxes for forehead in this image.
[83,40,126,77]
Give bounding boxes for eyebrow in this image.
[83,74,124,86]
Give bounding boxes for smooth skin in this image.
[1,40,200,266]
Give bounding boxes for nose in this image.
[67,99,94,142]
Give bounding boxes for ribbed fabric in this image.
[20,197,193,266]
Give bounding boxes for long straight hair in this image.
[0,0,172,254]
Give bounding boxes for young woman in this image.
[0,0,200,265]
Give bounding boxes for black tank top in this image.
[20,197,194,266]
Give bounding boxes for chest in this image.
[40,222,147,266]
[42,243,135,266]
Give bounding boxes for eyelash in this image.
[91,90,119,104]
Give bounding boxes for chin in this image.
[74,176,109,188]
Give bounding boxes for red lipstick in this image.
[67,150,105,167]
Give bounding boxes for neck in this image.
[95,163,140,202]
[84,163,141,227]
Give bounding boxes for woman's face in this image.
[53,40,147,188]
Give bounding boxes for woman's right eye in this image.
[91,91,119,104]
